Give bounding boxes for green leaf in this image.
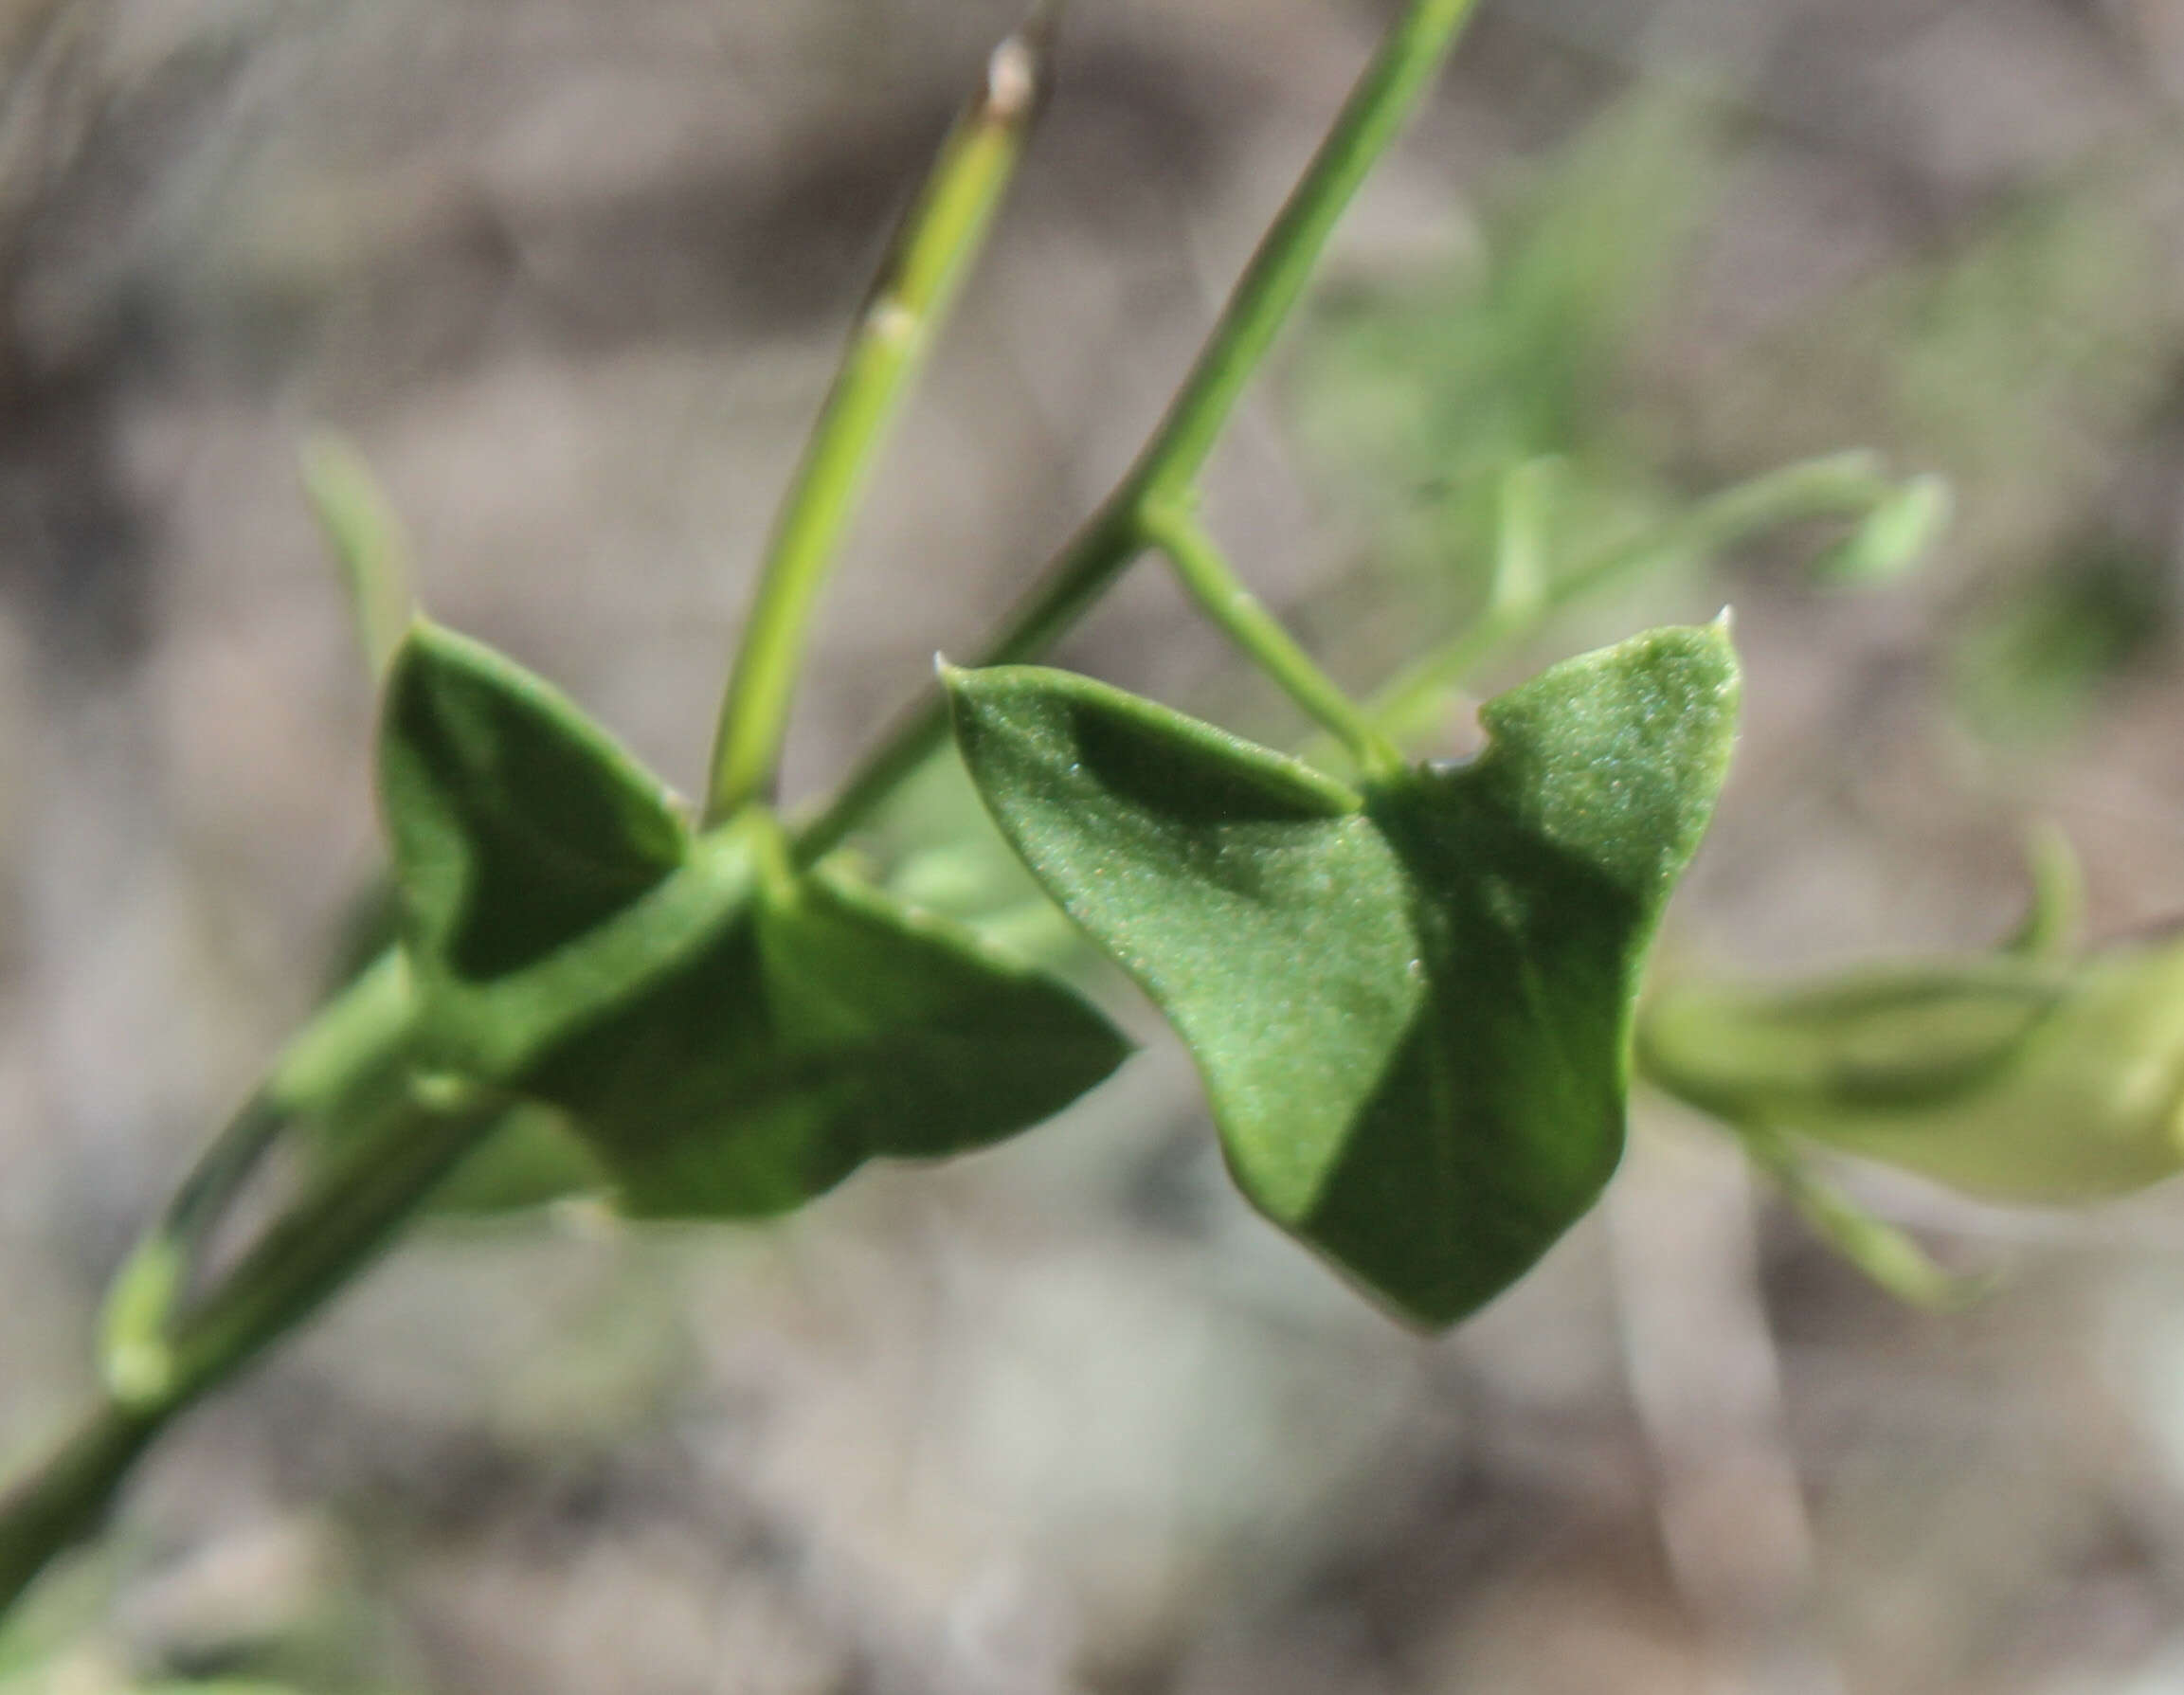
[380,622,689,982]
[2001,821,2085,961]
[1736,1120,1987,1311]
[948,622,1739,1325]
[1807,471,1950,586]
[1638,964,2065,1124]
[424,1104,612,1214]
[1643,940,2184,1204]
[379,624,755,1085]
[377,623,1126,1216]
[526,859,1130,1217]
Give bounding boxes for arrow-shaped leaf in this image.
[948,622,1739,1325]
[525,862,1131,1217]
[377,623,1128,1217]
[380,622,691,979]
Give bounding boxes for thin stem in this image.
[0,1405,159,1620]
[703,22,1045,825]
[97,1095,280,1404]
[161,1087,500,1396]
[1363,451,1899,752]
[2003,821,2085,961]
[1731,1118,1976,1312]
[1138,0,1487,503]
[797,0,1486,860]
[97,952,414,1405]
[1561,451,1892,603]
[0,1086,496,1618]
[302,433,414,677]
[1143,500,1405,781]
[794,499,1138,862]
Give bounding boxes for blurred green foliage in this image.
[1288,95,1723,611]
[1954,538,2175,745]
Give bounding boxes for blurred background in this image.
[6,0,2184,1689]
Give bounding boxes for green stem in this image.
[0,1405,160,1621]
[1731,1118,1976,1312]
[1142,499,1405,781]
[797,0,1486,860]
[1363,451,1898,751]
[161,1087,500,1397]
[0,1086,496,1619]
[2003,822,2085,961]
[96,1096,280,1406]
[794,499,1138,862]
[703,21,1045,826]
[97,952,414,1405]
[6,959,432,1612]
[1136,0,1487,504]
[302,433,414,678]
[1562,450,1892,603]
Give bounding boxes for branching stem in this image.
[1359,450,1901,753]
[1142,500,1405,782]
[798,0,1486,858]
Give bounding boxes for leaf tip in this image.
[1810,472,1953,586]
[382,614,461,693]
[935,657,984,712]
[984,17,1049,125]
